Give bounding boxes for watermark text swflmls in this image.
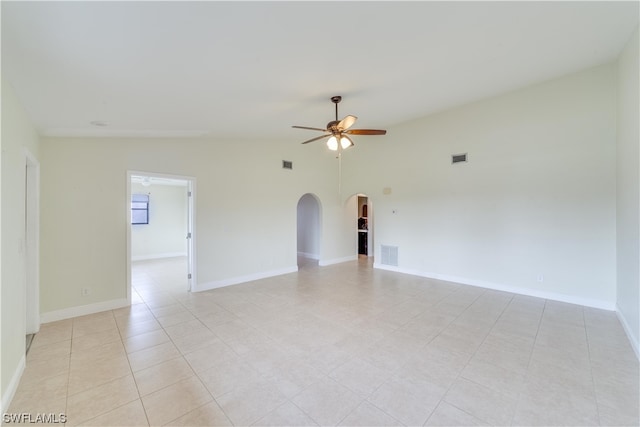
[2,413,67,424]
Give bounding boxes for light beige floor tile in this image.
[253,401,318,427]
[71,329,122,353]
[263,359,325,398]
[72,316,118,338]
[156,310,197,329]
[133,356,195,396]
[68,354,132,395]
[19,355,70,387]
[292,377,364,426]
[140,376,212,426]
[328,356,392,396]
[66,375,140,426]
[183,340,238,373]
[461,358,526,397]
[164,401,232,426]
[216,379,288,426]
[196,309,238,329]
[128,341,181,372]
[472,335,533,374]
[425,401,490,426]
[10,373,68,410]
[367,373,445,426]
[27,339,71,361]
[123,329,171,354]
[197,358,264,398]
[513,378,599,426]
[338,401,403,426]
[399,352,461,390]
[71,340,126,365]
[118,318,162,338]
[165,319,220,354]
[9,258,636,427]
[597,402,640,427]
[222,330,278,356]
[7,395,67,425]
[31,320,73,348]
[113,303,153,319]
[443,377,517,426]
[149,303,187,319]
[78,399,149,426]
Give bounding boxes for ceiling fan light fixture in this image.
[340,136,353,149]
[327,136,339,151]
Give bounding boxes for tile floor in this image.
[9,256,639,426]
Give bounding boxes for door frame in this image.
[25,149,40,334]
[126,171,196,302]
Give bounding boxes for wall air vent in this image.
[452,153,468,164]
[380,245,399,267]
[282,160,293,170]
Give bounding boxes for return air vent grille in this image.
[452,153,468,164]
[380,245,399,266]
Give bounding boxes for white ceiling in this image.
[2,1,638,141]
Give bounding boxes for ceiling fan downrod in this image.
[331,95,342,121]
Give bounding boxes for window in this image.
[131,194,149,225]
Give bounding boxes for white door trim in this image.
[25,149,40,334]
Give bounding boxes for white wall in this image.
[297,193,320,259]
[1,80,41,410]
[344,63,618,309]
[39,137,356,314]
[616,27,640,355]
[131,182,188,260]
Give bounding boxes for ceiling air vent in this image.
[282,160,293,170]
[452,153,468,164]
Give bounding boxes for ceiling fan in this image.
[293,96,387,151]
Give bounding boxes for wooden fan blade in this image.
[292,125,328,132]
[345,129,387,135]
[337,115,357,131]
[301,133,331,144]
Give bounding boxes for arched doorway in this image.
[296,193,321,267]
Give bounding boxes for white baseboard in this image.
[131,252,187,262]
[40,298,129,324]
[297,251,319,260]
[1,354,25,414]
[194,266,298,292]
[373,263,616,311]
[319,255,358,266]
[616,306,640,361]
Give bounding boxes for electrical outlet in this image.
[81,288,91,296]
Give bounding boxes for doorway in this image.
[356,194,373,257]
[127,172,195,302]
[296,193,321,268]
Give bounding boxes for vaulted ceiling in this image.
[2,1,638,140]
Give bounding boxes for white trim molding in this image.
[1,355,25,414]
[40,298,129,324]
[616,305,640,361]
[373,263,616,311]
[194,266,298,292]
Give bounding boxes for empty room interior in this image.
[1,2,639,426]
